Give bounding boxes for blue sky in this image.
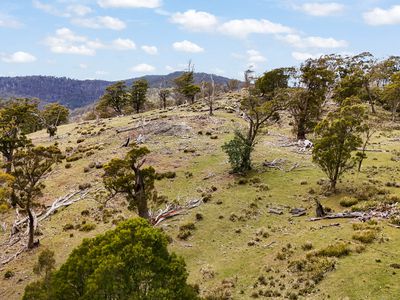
[0,0,399,80]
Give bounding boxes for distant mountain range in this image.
[0,72,234,109]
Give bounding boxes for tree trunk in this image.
[296,123,306,140]
[135,170,150,220]
[27,207,35,249]
[209,102,213,116]
[5,154,12,173]
[330,179,337,192]
[163,98,166,110]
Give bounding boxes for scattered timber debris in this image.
[151,198,203,226]
[1,189,92,266]
[290,208,307,217]
[269,208,284,215]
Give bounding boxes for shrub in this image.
[390,216,400,226]
[64,163,72,169]
[352,230,376,244]
[0,203,9,214]
[179,222,195,231]
[79,223,96,232]
[314,242,351,258]
[340,197,358,207]
[4,270,14,279]
[33,249,55,277]
[301,241,313,251]
[63,224,74,231]
[177,230,192,240]
[78,183,91,190]
[222,130,253,173]
[66,154,82,162]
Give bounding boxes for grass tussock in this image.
[352,230,377,244]
[311,242,351,258]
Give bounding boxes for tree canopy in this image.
[23,218,199,300]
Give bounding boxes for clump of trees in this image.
[103,145,156,220]
[23,219,199,300]
[96,79,150,116]
[174,63,201,105]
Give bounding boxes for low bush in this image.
[352,230,377,244]
[313,242,351,258]
[340,197,359,207]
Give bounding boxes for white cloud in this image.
[112,38,136,50]
[363,5,400,25]
[218,19,292,38]
[96,70,108,75]
[213,68,225,75]
[278,34,348,49]
[2,51,37,63]
[247,49,266,63]
[173,40,204,53]
[72,16,126,30]
[141,45,158,55]
[67,4,92,16]
[165,65,177,72]
[292,51,322,61]
[0,13,22,28]
[98,0,161,8]
[130,63,156,73]
[44,28,104,56]
[296,2,345,16]
[79,63,88,69]
[170,10,218,32]
[33,0,66,16]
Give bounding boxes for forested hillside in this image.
[0,72,233,109]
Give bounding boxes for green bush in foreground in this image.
[23,218,199,300]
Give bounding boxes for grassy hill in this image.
[1,93,400,299]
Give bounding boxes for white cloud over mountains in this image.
[98,0,161,9]
[278,34,347,49]
[130,63,156,72]
[295,2,345,16]
[2,51,37,63]
[0,13,23,28]
[363,5,400,25]
[173,40,204,53]
[72,16,126,30]
[141,45,158,55]
[44,28,137,55]
[112,38,136,50]
[170,10,218,32]
[219,19,292,38]
[168,9,346,50]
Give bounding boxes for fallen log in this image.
[356,148,383,152]
[269,208,283,215]
[1,246,26,266]
[152,198,202,226]
[388,223,400,229]
[309,212,364,221]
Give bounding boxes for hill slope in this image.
[1,95,400,299]
[0,72,234,109]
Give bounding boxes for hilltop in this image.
[1,92,400,299]
[0,72,234,109]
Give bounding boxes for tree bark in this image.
[135,169,150,220]
[296,120,306,140]
[27,207,35,249]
